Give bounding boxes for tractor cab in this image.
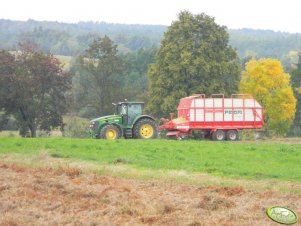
[115,102,144,127]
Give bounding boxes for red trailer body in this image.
[160,94,264,140]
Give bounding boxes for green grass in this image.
[0,137,300,181]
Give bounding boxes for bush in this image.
[62,116,90,138]
[0,114,18,131]
[287,126,301,137]
[37,130,51,137]
[241,129,272,140]
[78,107,99,118]
[5,118,18,130]
[0,113,8,131]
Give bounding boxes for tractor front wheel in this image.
[100,125,121,140]
[133,118,158,139]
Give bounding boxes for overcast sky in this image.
[1,0,301,33]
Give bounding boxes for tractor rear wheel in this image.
[212,130,225,141]
[100,125,121,140]
[133,118,158,139]
[226,130,239,141]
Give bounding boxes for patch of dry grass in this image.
[1,152,301,198]
[0,163,300,225]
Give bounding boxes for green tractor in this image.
[89,101,158,140]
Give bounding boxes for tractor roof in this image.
[117,101,144,105]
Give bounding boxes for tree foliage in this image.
[3,19,301,64]
[147,11,241,117]
[240,58,296,135]
[74,36,123,117]
[0,42,71,137]
[120,47,157,103]
[290,52,301,135]
[0,19,164,55]
[229,29,301,60]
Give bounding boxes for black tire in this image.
[212,130,225,141]
[133,118,158,139]
[166,135,177,140]
[226,130,239,141]
[100,124,121,140]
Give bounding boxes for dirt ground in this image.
[0,163,300,226]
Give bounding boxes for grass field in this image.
[1,137,300,181]
[1,137,301,225]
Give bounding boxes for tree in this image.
[240,58,296,136]
[281,51,299,72]
[120,47,157,102]
[0,42,71,137]
[146,11,240,117]
[0,112,8,131]
[74,36,123,116]
[290,52,301,135]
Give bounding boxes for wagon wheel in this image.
[226,130,239,141]
[212,130,225,141]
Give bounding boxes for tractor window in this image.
[116,104,127,115]
[122,104,127,115]
[117,105,121,115]
[128,104,142,116]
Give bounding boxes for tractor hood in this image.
[89,115,122,139]
[90,115,121,123]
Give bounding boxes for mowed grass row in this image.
[0,137,300,181]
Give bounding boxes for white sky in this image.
[1,0,301,33]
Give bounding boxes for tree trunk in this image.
[29,125,37,137]
[19,107,37,137]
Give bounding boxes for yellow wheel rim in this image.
[140,124,154,138]
[106,129,117,140]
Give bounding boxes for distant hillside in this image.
[0,19,166,55]
[1,19,301,61]
[228,29,301,59]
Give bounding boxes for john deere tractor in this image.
[89,101,158,140]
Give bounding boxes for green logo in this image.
[224,110,242,115]
[267,206,298,225]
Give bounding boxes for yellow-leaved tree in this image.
[240,58,296,136]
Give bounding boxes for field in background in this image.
[0,115,90,138]
[1,137,301,182]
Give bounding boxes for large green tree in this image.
[0,42,71,137]
[74,36,123,116]
[147,11,240,117]
[290,52,301,135]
